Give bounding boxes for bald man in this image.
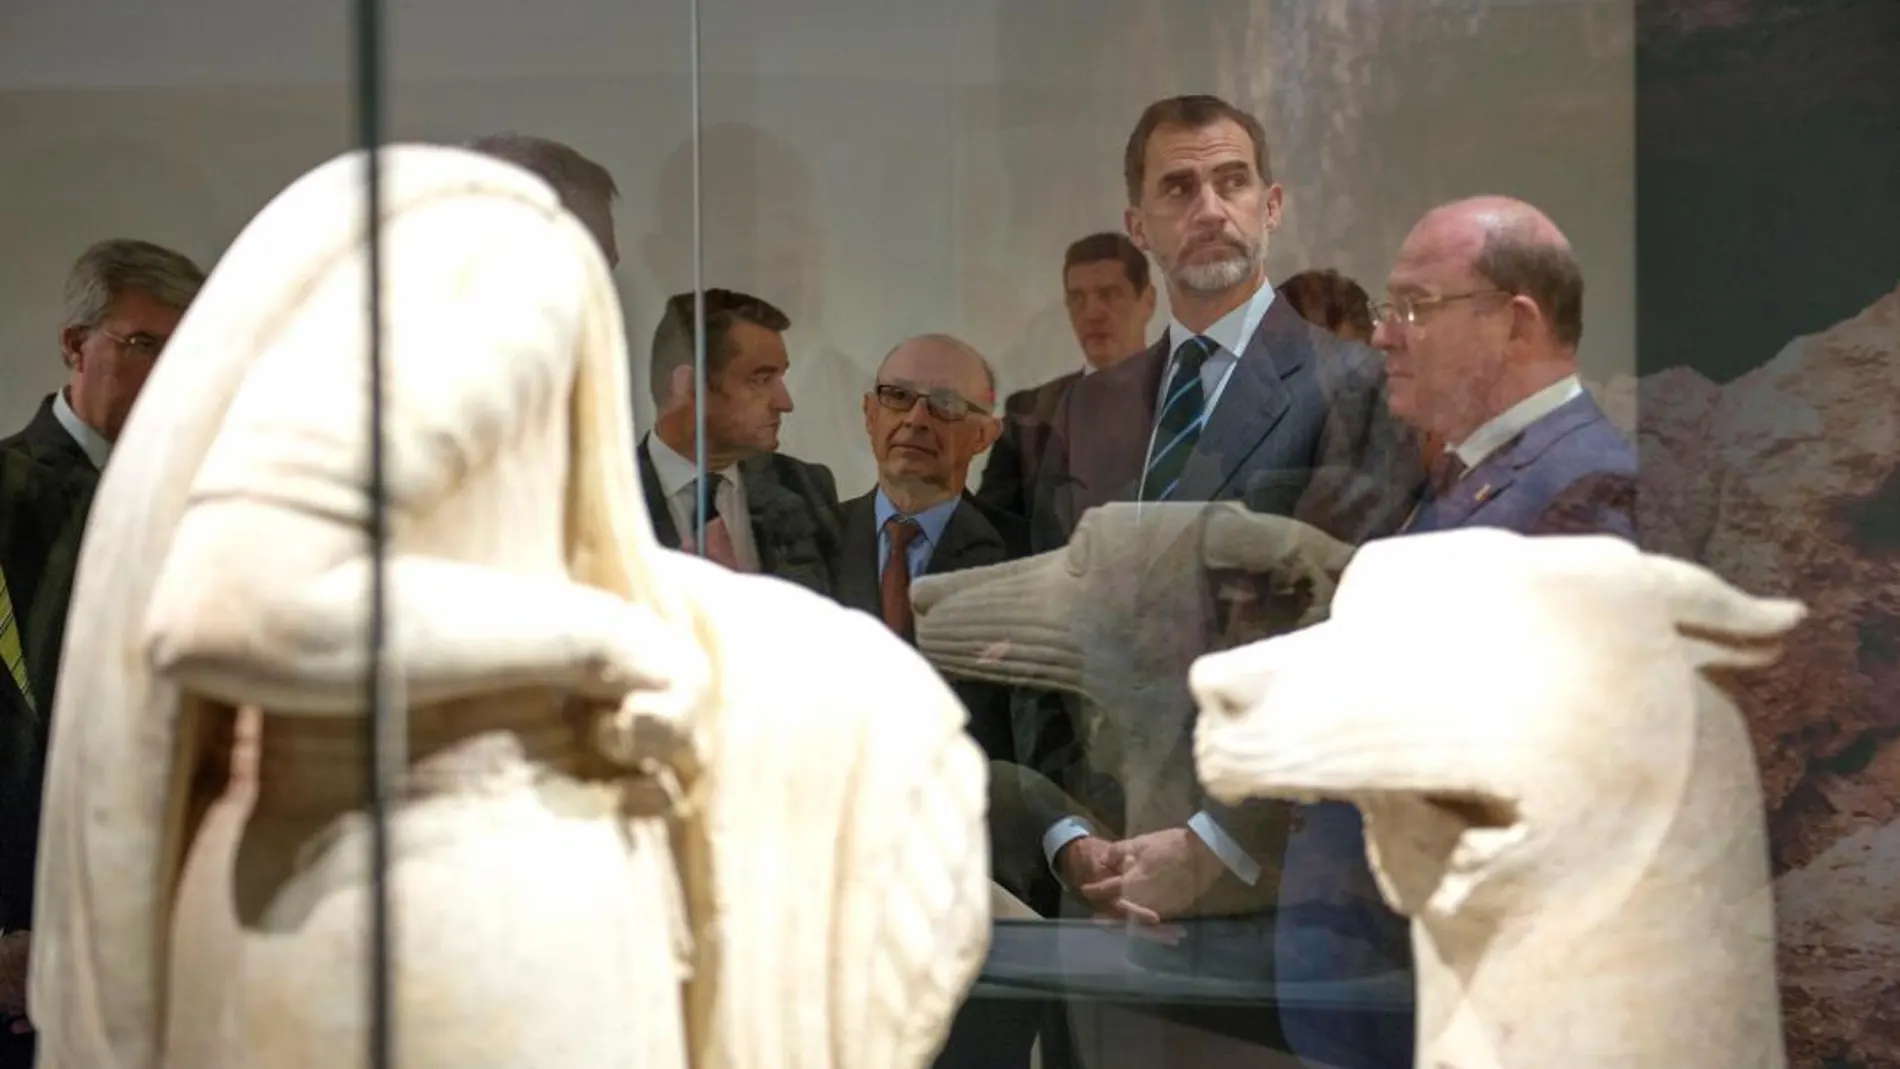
[835,335,1038,1069]
[837,334,1027,646]
[1272,196,1640,1069]
[1372,194,1637,538]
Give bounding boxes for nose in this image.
[1370,316,1401,352]
[1187,182,1228,224]
[1188,648,1271,723]
[900,398,934,427]
[772,379,795,412]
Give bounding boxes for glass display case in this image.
[0,1,1895,1066]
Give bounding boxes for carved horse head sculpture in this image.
[1190,527,1802,1069]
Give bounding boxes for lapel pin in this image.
[1474,483,1495,504]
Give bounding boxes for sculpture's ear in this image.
[1644,553,1807,668]
[1200,505,1354,580]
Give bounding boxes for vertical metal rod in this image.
[690,0,707,536]
[350,0,396,1067]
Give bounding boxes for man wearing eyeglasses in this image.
[1371,195,1636,540]
[0,238,204,1059]
[1272,195,1638,1069]
[837,333,1030,768]
[838,334,1027,650]
[835,333,1040,1069]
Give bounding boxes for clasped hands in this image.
[1057,827,1226,936]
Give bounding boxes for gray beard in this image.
[1172,243,1266,295]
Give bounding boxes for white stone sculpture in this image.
[29,144,990,1069]
[1189,526,1804,1069]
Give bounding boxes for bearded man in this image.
[1025,94,1416,553]
[1007,93,1424,1065]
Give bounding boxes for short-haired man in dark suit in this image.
[834,333,1039,1069]
[1275,195,1640,1069]
[1027,95,1417,558]
[1020,93,1420,950]
[974,232,1155,521]
[835,332,1028,731]
[636,288,844,596]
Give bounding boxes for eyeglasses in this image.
[1369,288,1509,328]
[871,383,990,423]
[95,327,167,358]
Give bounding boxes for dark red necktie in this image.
[881,515,922,636]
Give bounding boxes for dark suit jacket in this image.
[0,396,99,938]
[1404,390,1637,539]
[1017,297,1424,909]
[1028,296,1422,553]
[638,436,846,598]
[1275,388,1638,1069]
[834,489,1029,763]
[972,370,1081,523]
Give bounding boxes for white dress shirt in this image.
[645,434,761,573]
[52,388,110,469]
[1451,374,1586,472]
[1151,279,1277,418]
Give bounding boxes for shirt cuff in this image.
[1042,817,1094,883]
[1188,809,1262,886]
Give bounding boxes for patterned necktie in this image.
[880,515,923,637]
[1140,335,1215,501]
[0,568,33,714]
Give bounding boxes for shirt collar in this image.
[1166,277,1276,359]
[52,388,110,469]
[874,486,960,550]
[1452,374,1585,470]
[647,432,739,497]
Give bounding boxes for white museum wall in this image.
[0,0,1633,498]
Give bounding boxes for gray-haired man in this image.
[1,237,206,1056]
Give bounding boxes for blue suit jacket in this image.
[1275,391,1637,1069]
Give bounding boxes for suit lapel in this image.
[1072,342,1167,510]
[1019,371,1081,484]
[636,439,681,548]
[839,492,1007,619]
[836,492,882,616]
[926,496,1009,576]
[1413,463,1516,535]
[1173,299,1312,502]
[1417,393,1606,532]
